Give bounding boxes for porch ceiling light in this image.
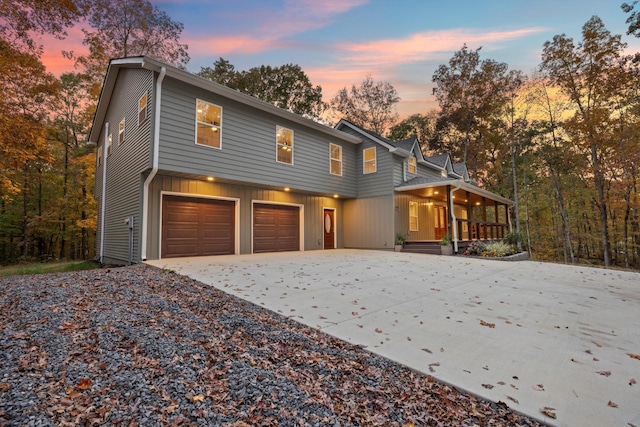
[284,187,290,192]
[206,176,214,181]
[333,194,339,198]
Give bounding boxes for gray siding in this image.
[157,78,357,198]
[356,140,394,198]
[95,68,154,264]
[394,194,468,241]
[343,195,394,249]
[146,175,344,259]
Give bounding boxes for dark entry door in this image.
[323,209,335,249]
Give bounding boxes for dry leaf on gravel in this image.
[541,407,557,419]
[76,378,92,390]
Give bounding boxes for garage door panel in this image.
[162,196,235,258]
[253,204,300,253]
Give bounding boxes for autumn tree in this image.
[388,112,438,151]
[432,45,522,180]
[541,16,628,267]
[329,75,400,135]
[198,59,325,119]
[70,0,189,83]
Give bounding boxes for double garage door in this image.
[162,196,299,258]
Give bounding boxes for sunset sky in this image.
[40,0,640,118]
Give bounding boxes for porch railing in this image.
[454,219,509,241]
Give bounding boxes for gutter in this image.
[449,182,462,254]
[140,66,166,261]
[99,123,109,264]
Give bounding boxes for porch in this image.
[395,178,513,253]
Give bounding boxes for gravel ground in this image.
[0,264,544,426]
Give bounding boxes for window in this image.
[107,133,112,156]
[138,93,147,125]
[276,125,293,164]
[441,169,447,178]
[408,156,416,174]
[330,143,342,176]
[118,118,125,144]
[409,201,418,231]
[363,147,376,174]
[97,145,103,166]
[196,99,222,149]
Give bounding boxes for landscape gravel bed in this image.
[0,264,543,426]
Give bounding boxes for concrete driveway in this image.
[147,249,640,427]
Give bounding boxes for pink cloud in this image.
[187,35,276,56]
[337,27,548,66]
[36,24,88,76]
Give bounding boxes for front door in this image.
[434,205,447,240]
[323,209,335,249]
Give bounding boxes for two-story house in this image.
[90,57,512,265]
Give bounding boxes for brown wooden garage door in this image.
[162,195,235,258]
[253,203,300,253]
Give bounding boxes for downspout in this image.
[99,123,109,264]
[449,182,462,254]
[141,66,166,261]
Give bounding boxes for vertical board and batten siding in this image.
[394,193,468,241]
[157,78,357,198]
[146,175,343,259]
[343,196,394,249]
[94,68,154,264]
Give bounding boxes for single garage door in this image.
[162,195,235,258]
[253,203,300,253]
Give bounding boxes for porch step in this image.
[401,242,442,255]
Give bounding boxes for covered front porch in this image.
[395,178,514,253]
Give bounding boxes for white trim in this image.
[118,118,125,145]
[251,200,304,254]
[396,179,514,206]
[141,66,166,261]
[322,207,337,249]
[363,146,377,174]
[195,98,223,150]
[409,201,418,232]
[275,125,294,165]
[329,143,342,176]
[158,191,240,260]
[138,92,148,126]
[99,122,109,264]
[335,119,392,149]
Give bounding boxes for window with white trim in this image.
[363,147,376,174]
[138,93,147,125]
[408,156,416,174]
[276,125,293,164]
[441,169,447,178]
[409,201,418,231]
[330,143,342,176]
[107,133,112,156]
[119,118,125,144]
[97,145,103,166]
[196,99,222,149]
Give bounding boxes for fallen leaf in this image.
[597,370,612,377]
[607,400,618,408]
[541,407,557,419]
[402,422,415,427]
[627,353,640,360]
[480,320,496,328]
[630,378,637,386]
[422,348,432,354]
[592,340,602,348]
[532,384,545,391]
[192,394,205,402]
[497,381,506,386]
[482,383,494,389]
[375,328,382,333]
[76,378,92,390]
[429,362,440,367]
[506,395,519,404]
[406,336,411,341]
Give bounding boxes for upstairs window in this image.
[330,143,342,176]
[138,93,147,125]
[441,169,447,178]
[276,125,293,164]
[118,118,125,144]
[408,156,416,174]
[196,99,222,149]
[363,147,376,174]
[97,145,103,166]
[107,133,112,156]
[409,201,418,231]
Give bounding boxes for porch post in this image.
[482,197,487,239]
[494,200,499,238]
[466,191,472,241]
